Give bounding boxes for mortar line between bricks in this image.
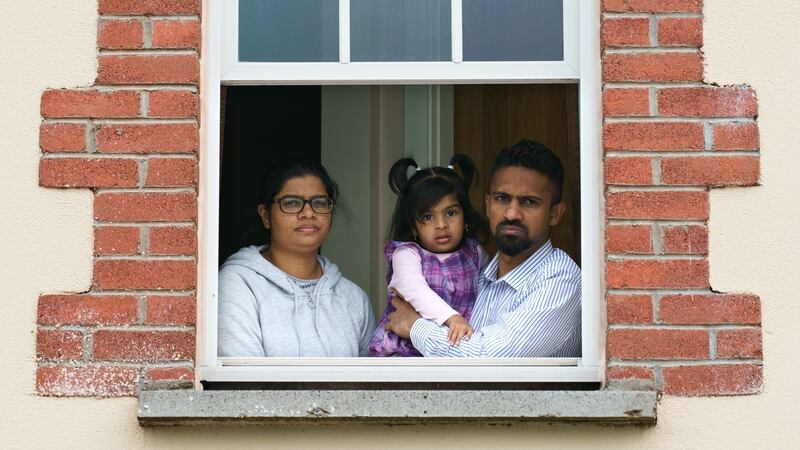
[606,359,762,367]
[704,122,714,150]
[604,81,707,88]
[653,366,664,391]
[92,85,198,91]
[604,117,757,124]
[99,49,198,56]
[604,47,700,54]
[137,159,147,188]
[607,254,705,261]
[605,150,758,157]
[709,331,718,359]
[94,220,195,226]
[603,13,703,19]
[94,187,195,193]
[606,185,707,192]
[648,14,658,47]
[94,255,195,261]
[99,15,200,20]
[609,324,760,331]
[143,19,153,48]
[93,118,197,124]
[652,294,661,323]
[37,360,196,368]
[43,153,199,158]
[89,289,196,295]
[607,219,707,226]
[606,288,713,295]
[82,324,196,332]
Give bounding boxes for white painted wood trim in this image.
[563,0,580,73]
[200,0,602,383]
[339,0,350,63]
[451,0,463,63]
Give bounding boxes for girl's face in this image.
[413,193,465,253]
[258,175,333,255]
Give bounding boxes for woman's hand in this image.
[444,314,474,346]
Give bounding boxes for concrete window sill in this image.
[138,390,657,426]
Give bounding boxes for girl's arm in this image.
[389,246,459,326]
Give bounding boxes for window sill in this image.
[138,389,657,426]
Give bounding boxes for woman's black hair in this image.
[387,154,489,245]
[257,157,340,244]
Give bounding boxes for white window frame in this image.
[199,0,603,383]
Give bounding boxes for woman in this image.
[217,157,376,357]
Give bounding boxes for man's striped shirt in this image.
[409,240,582,357]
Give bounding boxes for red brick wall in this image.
[37,0,200,396]
[602,0,762,395]
[36,0,762,397]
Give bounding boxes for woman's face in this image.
[258,175,333,254]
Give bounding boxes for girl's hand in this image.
[444,314,474,346]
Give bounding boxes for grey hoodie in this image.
[218,246,376,357]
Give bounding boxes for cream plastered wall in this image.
[1,0,798,448]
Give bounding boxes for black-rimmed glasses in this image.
[273,195,334,214]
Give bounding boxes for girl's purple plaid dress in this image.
[369,238,481,357]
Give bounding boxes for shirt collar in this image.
[481,240,554,291]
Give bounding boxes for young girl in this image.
[369,154,489,357]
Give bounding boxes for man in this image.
[385,139,581,357]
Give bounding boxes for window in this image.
[200,0,602,383]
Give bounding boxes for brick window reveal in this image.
[37,0,200,396]
[35,0,762,397]
[602,0,762,395]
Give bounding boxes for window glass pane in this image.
[463,0,563,61]
[351,0,451,62]
[239,0,339,62]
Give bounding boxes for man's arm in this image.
[409,270,581,357]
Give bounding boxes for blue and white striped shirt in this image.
[410,240,582,357]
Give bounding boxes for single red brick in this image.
[151,19,200,49]
[92,330,195,361]
[99,0,200,15]
[37,330,84,360]
[37,365,139,397]
[608,328,708,360]
[93,259,196,290]
[661,156,759,186]
[659,294,761,325]
[38,294,139,325]
[39,157,139,188]
[603,52,703,82]
[95,226,141,255]
[658,87,758,117]
[603,88,650,117]
[607,366,655,381]
[658,17,703,47]
[39,123,86,152]
[606,259,709,289]
[604,157,653,185]
[41,89,141,118]
[662,225,708,254]
[602,18,650,48]
[606,225,653,254]
[662,364,763,396]
[145,157,198,187]
[145,367,194,381]
[717,329,762,359]
[713,122,760,151]
[146,295,196,325]
[147,90,199,118]
[604,122,705,151]
[607,294,653,324]
[94,192,197,222]
[96,123,198,153]
[98,19,144,49]
[606,191,709,220]
[98,55,199,85]
[603,0,702,13]
[149,226,197,255]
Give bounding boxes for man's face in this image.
[485,166,566,258]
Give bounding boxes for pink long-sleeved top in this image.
[388,245,487,325]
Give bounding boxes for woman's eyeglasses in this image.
[273,196,334,214]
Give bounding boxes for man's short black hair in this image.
[489,139,565,204]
